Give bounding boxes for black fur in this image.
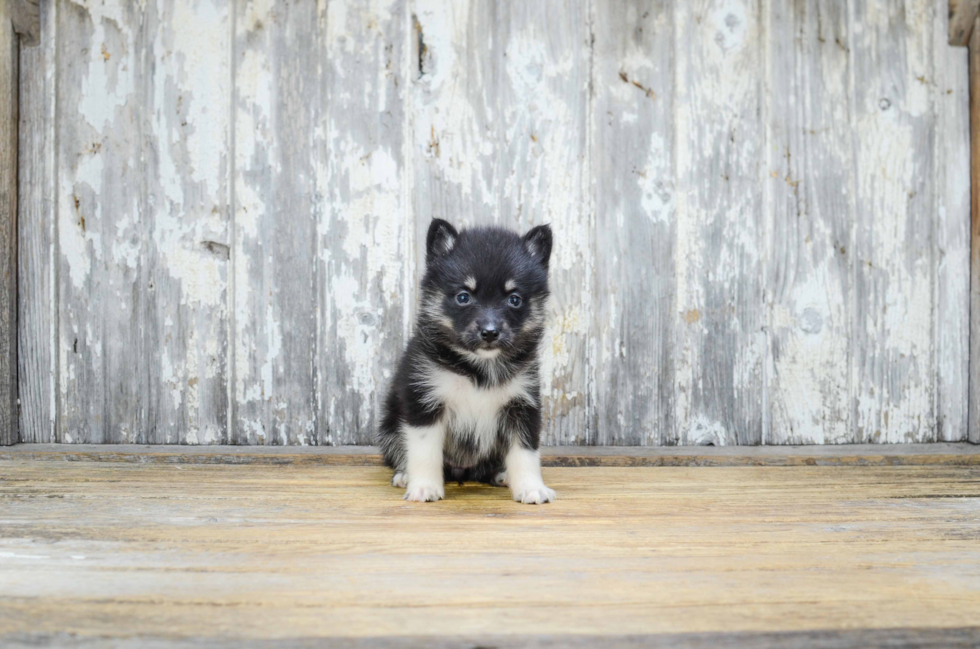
[378,219,552,485]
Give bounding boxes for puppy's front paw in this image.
[492,471,508,487]
[512,483,556,505]
[391,472,408,488]
[404,482,445,502]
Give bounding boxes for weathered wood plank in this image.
[141,0,231,443]
[766,0,853,444]
[936,0,971,442]
[851,0,937,443]
[413,0,592,444]
[232,0,318,445]
[0,0,18,446]
[672,0,766,445]
[9,629,980,649]
[4,441,980,466]
[2,462,980,641]
[315,0,412,445]
[56,2,147,443]
[9,0,39,47]
[592,2,675,445]
[17,0,56,443]
[970,14,980,443]
[949,0,980,45]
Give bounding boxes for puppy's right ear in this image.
[426,219,458,263]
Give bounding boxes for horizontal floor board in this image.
[1,443,979,467]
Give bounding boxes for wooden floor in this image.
[1,452,980,647]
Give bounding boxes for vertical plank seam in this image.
[932,0,943,442]
[761,0,773,446]
[311,0,321,446]
[227,0,237,445]
[846,0,860,443]
[138,5,149,443]
[51,0,59,443]
[585,0,596,445]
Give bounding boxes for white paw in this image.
[403,482,445,502]
[492,471,508,487]
[511,484,556,505]
[391,472,408,488]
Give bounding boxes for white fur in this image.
[391,472,408,488]
[403,423,445,502]
[418,361,535,457]
[464,276,477,291]
[473,348,501,360]
[504,279,516,292]
[505,442,555,505]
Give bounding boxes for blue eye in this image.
[508,294,523,308]
[456,292,471,305]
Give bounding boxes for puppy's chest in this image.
[425,367,530,436]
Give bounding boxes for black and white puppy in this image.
[377,219,556,505]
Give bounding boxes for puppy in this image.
[377,219,556,504]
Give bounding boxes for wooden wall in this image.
[16,0,972,446]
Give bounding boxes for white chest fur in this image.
[419,362,535,454]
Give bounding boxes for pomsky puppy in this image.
[378,218,556,504]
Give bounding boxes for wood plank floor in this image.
[1,458,979,647]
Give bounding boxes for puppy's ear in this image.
[522,224,552,269]
[426,218,458,263]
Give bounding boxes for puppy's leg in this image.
[403,423,446,502]
[505,440,555,505]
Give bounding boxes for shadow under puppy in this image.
[378,219,556,504]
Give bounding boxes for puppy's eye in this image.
[508,294,523,308]
[456,291,471,305]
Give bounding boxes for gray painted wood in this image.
[16,0,55,443]
[232,0,318,445]
[142,0,232,444]
[1,1,18,446]
[413,0,592,444]
[315,0,412,445]
[672,0,766,445]
[766,0,854,444]
[851,0,937,443]
[9,0,40,46]
[13,0,974,445]
[970,16,980,445]
[936,0,971,442]
[592,1,675,445]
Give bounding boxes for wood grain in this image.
[0,0,18,446]
[673,0,766,445]
[935,0,971,442]
[6,442,979,466]
[315,0,412,445]
[766,0,853,444]
[56,2,146,443]
[231,0,318,445]
[143,0,232,444]
[1,460,979,642]
[592,1,675,445]
[12,0,975,446]
[970,14,980,444]
[16,0,56,443]
[851,0,937,443]
[949,0,980,46]
[9,0,39,46]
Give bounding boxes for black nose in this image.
[480,327,499,342]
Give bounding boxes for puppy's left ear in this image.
[522,224,552,269]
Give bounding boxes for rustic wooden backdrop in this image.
[16,0,972,446]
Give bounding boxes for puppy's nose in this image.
[480,327,499,342]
